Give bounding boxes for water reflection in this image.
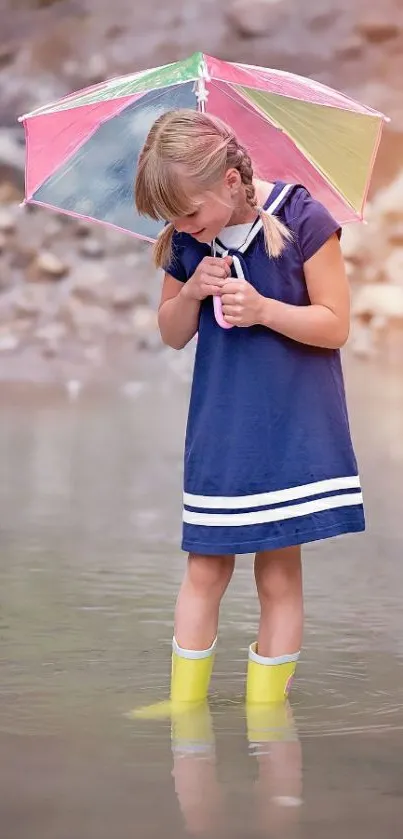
[167,701,302,837]
[171,703,225,835]
[0,355,403,838]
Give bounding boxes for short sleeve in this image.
[163,230,188,283]
[289,188,341,263]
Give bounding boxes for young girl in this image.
[133,109,364,713]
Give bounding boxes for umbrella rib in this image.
[21,60,187,119]
[27,198,157,242]
[215,81,361,218]
[228,61,386,118]
[20,68,151,120]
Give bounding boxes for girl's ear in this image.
[225,168,242,192]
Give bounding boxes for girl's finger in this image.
[221,293,241,305]
[203,285,224,297]
[222,304,242,316]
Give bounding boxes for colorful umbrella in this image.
[19,51,387,242]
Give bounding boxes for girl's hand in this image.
[220,280,265,327]
[184,256,233,302]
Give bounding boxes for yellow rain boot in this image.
[246,643,299,705]
[129,637,216,720]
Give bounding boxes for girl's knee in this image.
[255,546,302,601]
[187,552,235,596]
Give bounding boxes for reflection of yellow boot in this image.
[246,701,298,746]
[171,701,214,757]
[246,643,299,705]
[128,637,216,720]
[172,703,223,835]
[246,702,303,817]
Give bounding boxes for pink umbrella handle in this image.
[213,294,233,329]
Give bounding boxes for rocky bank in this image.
[0,0,403,382]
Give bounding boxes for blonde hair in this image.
[134,109,292,269]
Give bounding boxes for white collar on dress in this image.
[213,183,293,256]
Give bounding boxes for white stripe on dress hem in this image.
[183,475,361,510]
[183,491,363,527]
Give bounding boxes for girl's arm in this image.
[260,234,350,349]
[158,256,232,350]
[158,274,201,350]
[221,234,350,350]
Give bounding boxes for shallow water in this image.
[1,354,403,838]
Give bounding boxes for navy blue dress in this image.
[166,182,365,555]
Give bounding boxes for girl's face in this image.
[170,169,243,243]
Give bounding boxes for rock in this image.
[131,305,160,349]
[336,36,363,61]
[112,286,149,310]
[44,217,64,238]
[131,305,158,334]
[85,52,108,84]
[384,249,403,286]
[340,223,367,263]
[0,41,16,70]
[124,252,143,268]
[372,171,403,221]
[226,0,284,38]
[356,19,401,44]
[0,288,18,322]
[63,297,110,341]
[387,223,403,247]
[352,283,403,319]
[9,247,36,271]
[0,128,25,191]
[0,182,23,204]
[70,265,110,305]
[65,380,83,400]
[74,220,92,238]
[14,284,53,317]
[35,321,66,357]
[83,345,103,366]
[0,233,7,253]
[79,236,105,259]
[350,320,377,359]
[29,250,69,281]
[344,259,356,280]
[137,331,162,352]
[120,380,145,399]
[0,329,20,353]
[0,207,17,233]
[15,206,61,254]
[308,9,339,31]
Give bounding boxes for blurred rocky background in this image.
[0,0,403,384]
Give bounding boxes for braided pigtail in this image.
[236,145,292,258]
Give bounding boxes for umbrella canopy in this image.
[19,52,387,241]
